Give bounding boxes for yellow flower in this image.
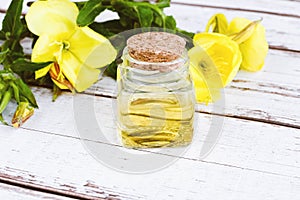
[227,18,269,71]
[25,0,117,92]
[189,33,242,103]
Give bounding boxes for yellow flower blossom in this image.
[189,33,242,103]
[227,17,269,71]
[190,13,269,103]
[25,0,117,92]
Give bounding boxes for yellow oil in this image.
[117,92,194,148]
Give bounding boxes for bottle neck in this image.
[119,47,190,84]
[118,47,192,93]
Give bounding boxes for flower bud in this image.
[12,102,34,128]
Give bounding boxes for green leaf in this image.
[11,59,52,73]
[75,1,87,10]
[104,60,118,79]
[165,16,176,29]
[2,40,24,57]
[176,28,195,40]
[153,13,163,26]
[52,84,62,102]
[10,82,20,103]
[136,6,153,27]
[16,78,38,108]
[1,0,24,38]
[0,31,5,40]
[90,20,127,36]
[112,1,138,21]
[20,72,53,88]
[77,0,106,26]
[0,49,10,64]
[0,0,28,70]
[0,87,12,114]
[19,18,33,39]
[119,13,133,27]
[155,0,170,9]
[0,70,17,81]
[0,114,8,125]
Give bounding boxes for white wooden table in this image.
[1,0,300,199]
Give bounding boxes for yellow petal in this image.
[189,60,213,104]
[188,46,223,104]
[31,33,68,62]
[25,0,78,36]
[193,33,242,86]
[68,27,117,69]
[229,19,262,44]
[35,64,52,79]
[228,17,269,71]
[59,51,100,92]
[52,79,69,90]
[75,65,100,92]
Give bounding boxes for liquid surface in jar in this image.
[117,92,194,148]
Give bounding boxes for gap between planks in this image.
[0,182,75,200]
[0,176,105,200]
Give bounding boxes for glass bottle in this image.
[117,45,195,148]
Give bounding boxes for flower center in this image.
[63,41,70,50]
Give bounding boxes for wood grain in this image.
[13,89,300,177]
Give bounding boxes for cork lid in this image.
[127,32,186,63]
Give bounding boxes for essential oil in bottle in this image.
[117,32,195,148]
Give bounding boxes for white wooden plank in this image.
[0,183,73,200]
[4,89,299,177]
[0,90,299,199]
[172,0,300,18]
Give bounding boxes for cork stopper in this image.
[126,32,186,72]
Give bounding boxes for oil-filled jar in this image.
[117,32,195,148]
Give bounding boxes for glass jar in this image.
[117,47,195,148]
